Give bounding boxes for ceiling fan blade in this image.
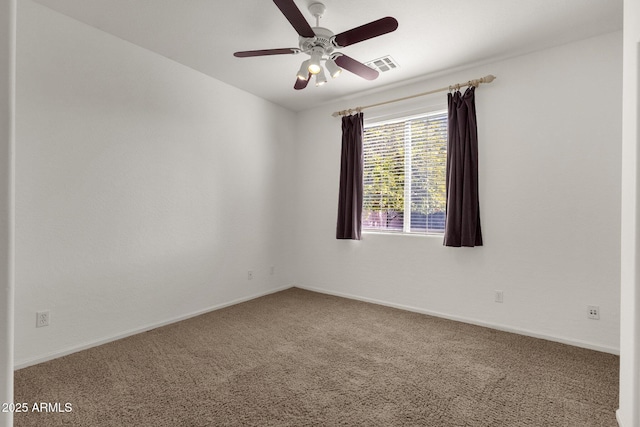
[294,74,311,90]
[273,0,316,38]
[234,48,298,58]
[334,55,379,80]
[334,17,398,47]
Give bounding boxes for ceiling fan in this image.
[233,0,398,90]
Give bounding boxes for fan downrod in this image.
[298,2,336,57]
[308,2,326,26]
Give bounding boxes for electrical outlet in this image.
[270,266,275,275]
[494,290,504,303]
[247,270,253,280]
[587,305,600,320]
[36,310,50,328]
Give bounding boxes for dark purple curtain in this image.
[444,86,483,247]
[336,113,364,240]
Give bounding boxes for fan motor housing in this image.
[299,27,335,56]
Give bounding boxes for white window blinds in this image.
[362,111,448,234]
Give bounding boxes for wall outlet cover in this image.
[587,305,600,320]
[36,310,50,328]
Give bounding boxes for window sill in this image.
[362,230,444,238]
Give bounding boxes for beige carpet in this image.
[14,288,618,426]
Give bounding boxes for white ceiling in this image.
[31,0,622,112]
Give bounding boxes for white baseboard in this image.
[16,283,618,370]
[295,285,620,355]
[616,409,623,426]
[14,285,295,370]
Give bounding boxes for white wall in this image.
[618,0,640,424]
[293,32,623,354]
[12,0,624,390]
[0,1,15,425]
[14,0,297,367]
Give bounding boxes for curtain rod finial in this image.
[482,74,496,83]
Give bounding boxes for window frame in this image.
[362,106,448,237]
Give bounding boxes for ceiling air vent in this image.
[365,56,399,73]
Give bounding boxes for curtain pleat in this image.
[336,113,364,240]
[444,87,483,247]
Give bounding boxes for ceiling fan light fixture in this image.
[308,50,323,75]
[315,67,328,86]
[296,60,311,80]
[308,62,322,75]
[325,58,342,78]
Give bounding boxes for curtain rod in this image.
[331,74,496,118]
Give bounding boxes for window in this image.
[362,110,447,234]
